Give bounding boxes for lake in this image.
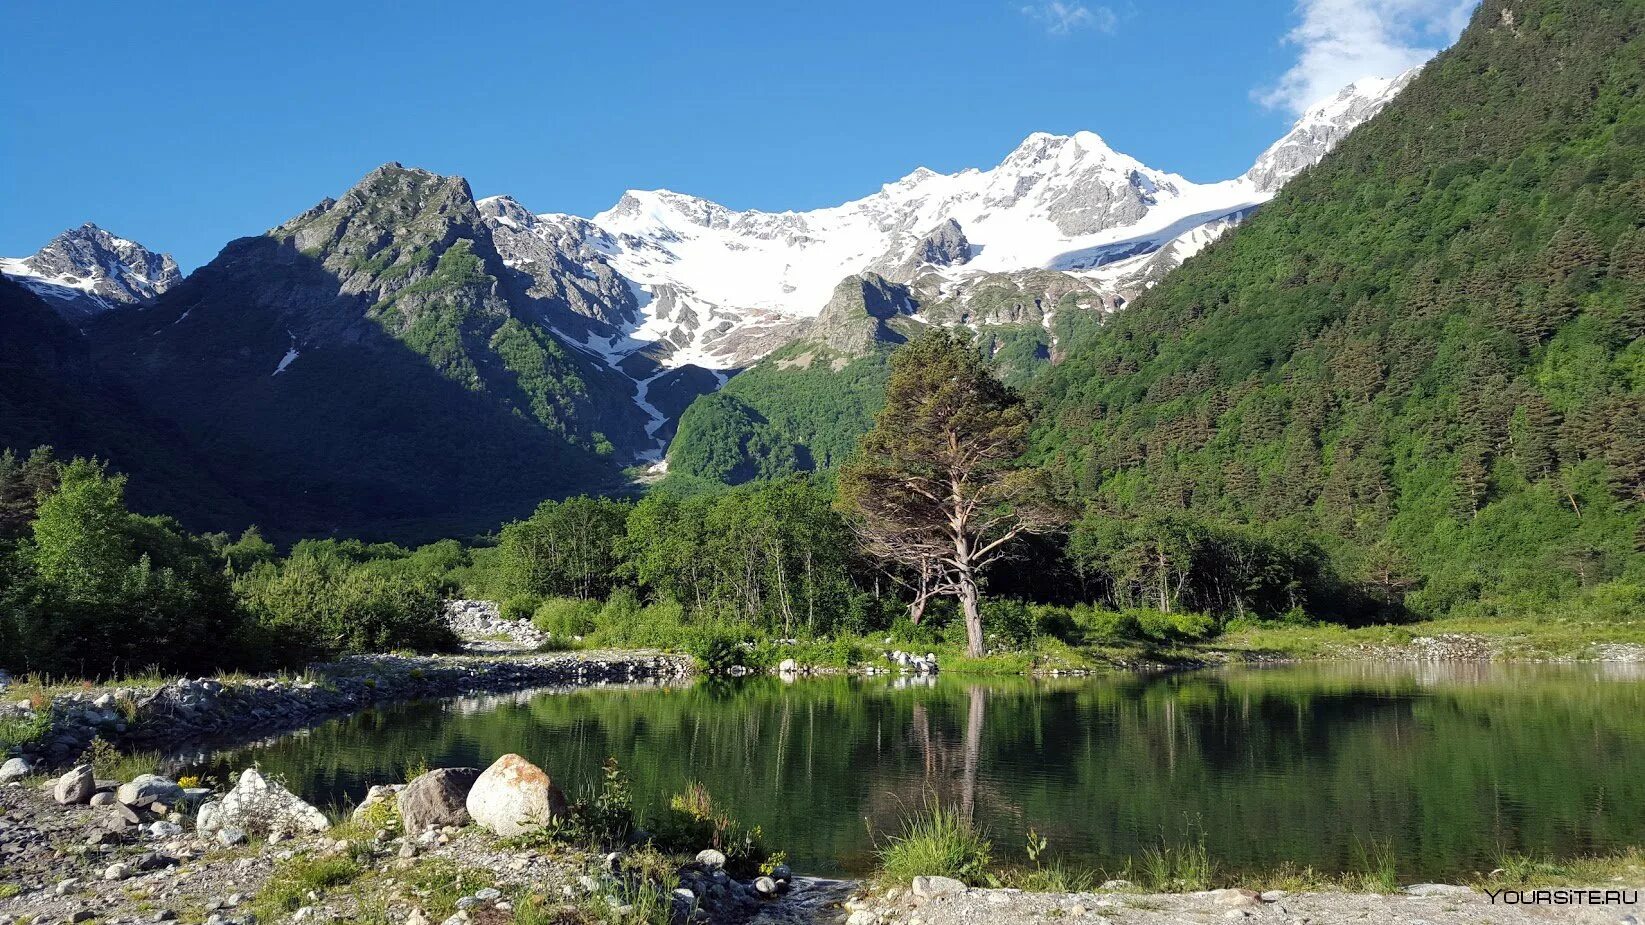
[182,663,1645,881]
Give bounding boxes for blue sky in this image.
[1,0,1473,270]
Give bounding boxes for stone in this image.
[200,768,329,838]
[71,911,95,923]
[694,848,727,870]
[351,785,402,820]
[104,862,132,881]
[845,911,878,925]
[464,754,567,837]
[778,659,798,673]
[912,876,967,899]
[154,911,178,922]
[1402,883,1474,897]
[1212,888,1261,908]
[1100,879,1132,890]
[771,863,791,882]
[753,876,778,898]
[55,879,80,896]
[147,821,184,839]
[0,757,33,784]
[117,772,179,803]
[54,765,96,805]
[89,792,118,807]
[399,768,480,835]
[1260,890,1288,902]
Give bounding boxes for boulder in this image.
[0,756,33,783]
[197,768,329,838]
[1211,888,1260,908]
[1403,883,1474,897]
[54,765,96,805]
[464,754,566,837]
[695,848,727,870]
[400,768,480,835]
[351,784,402,821]
[117,775,185,807]
[912,875,967,899]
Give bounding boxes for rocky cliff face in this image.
[0,223,181,321]
[1245,69,1421,192]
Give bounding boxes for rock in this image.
[753,876,778,898]
[1260,890,1288,902]
[118,774,185,807]
[771,863,791,882]
[1100,879,1132,890]
[103,862,132,881]
[1212,888,1261,907]
[54,765,96,805]
[695,848,727,870]
[399,768,480,835]
[912,876,967,899]
[778,659,798,673]
[71,910,95,923]
[89,791,118,806]
[0,756,33,783]
[147,821,184,839]
[464,754,567,837]
[154,912,177,922]
[351,784,402,820]
[1402,883,1474,897]
[845,911,879,925]
[200,768,329,838]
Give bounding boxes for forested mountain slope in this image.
[1035,0,1644,614]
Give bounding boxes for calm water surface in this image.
[183,663,1645,879]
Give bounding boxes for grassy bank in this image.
[873,802,1645,895]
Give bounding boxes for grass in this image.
[876,799,993,886]
[0,883,22,899]
[1352,838,1399,893]
[1134,838,1215,892]
[1480,847,1645,888]
[1215,609,1645,661]
[77,739,162,782]
[249,854,364,922]
[397,857,495,921]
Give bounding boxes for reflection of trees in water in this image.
[186,668,1645,879]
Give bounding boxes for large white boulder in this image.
[198,768,329,839]
[464,754,566,837]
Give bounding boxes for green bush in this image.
[500,593,541,622]
[532,596,599,637]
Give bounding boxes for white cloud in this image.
[1021,2,1117,36]
[1259,0,1477,113]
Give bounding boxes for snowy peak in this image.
[1246,67,1421,192]
[1,222,181,321]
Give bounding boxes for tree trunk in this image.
[958,569,983,657]
[909,594,928,625]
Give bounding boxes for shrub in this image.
[500,593,541,622]
[651,782,771,878]
[877,799,993,886]
[533,597,599,637]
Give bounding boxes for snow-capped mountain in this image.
[1245,69,1420,193]
[481,72,1415,407]
[0,223,181,321]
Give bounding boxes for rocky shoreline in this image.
[1,650,692,771]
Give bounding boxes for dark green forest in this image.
[1037,0,1644,619]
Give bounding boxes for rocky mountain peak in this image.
[1245,67,1422,192]
[0,222,181,321]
